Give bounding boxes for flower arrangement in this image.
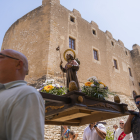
[81,76,114,100]
[38,79,66,96]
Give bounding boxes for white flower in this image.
[87,76,97,81]
[91,84,95,87]
[37,89,40,91]
[56,84,60,88]
[99,84,104,88]
[45,79,55,84]
[52,84,56,87]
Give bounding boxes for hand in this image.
[60,61,63,66]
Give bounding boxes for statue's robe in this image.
[60,60,80,91]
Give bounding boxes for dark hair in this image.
[69,131,75,138]
[113,124,118,128]
[67,54,74,60]
[134,95,140,102]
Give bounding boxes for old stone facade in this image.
[1,0,140,139]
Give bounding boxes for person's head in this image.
[0,49,28,84]
[135,95,140,111]
[66,54,74,61]
[113,124,118,130]
[69,131,75,139]
[90,122,96,128]
[119,120,124,129]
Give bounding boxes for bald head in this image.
[0,49,28,83]
[120,119,125,129]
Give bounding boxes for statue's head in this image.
[66,54,74,61]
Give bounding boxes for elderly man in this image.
[124,95,140,140]
[0,49,45,140]
[114,120,133,140]
[83,122,106,140]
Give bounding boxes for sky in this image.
[0,0,140,50]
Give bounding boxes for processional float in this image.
[39,47,136,126]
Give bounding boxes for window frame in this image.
[111,41,114,46]
[93,49,98,61]
[113,59,118,69]
[69,37,75,50]
[128,67,132,77]
[70,16,75,23]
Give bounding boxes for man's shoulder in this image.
[84,126,90,131]
[115,128,121,134]
[8,84,41,100]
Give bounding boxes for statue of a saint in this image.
[60,53,80,91]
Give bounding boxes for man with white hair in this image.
[114,119,133,140]
[0,49,45,140]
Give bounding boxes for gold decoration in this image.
[114,95,120,103]
[69,81,78,92]
[63,49,76,61]
[78,96,83,103]
[45,105,64,113]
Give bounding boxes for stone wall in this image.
[2,0,140,97]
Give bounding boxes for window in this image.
[69,37,75,50]
[128,68,132,77]
[70,16,75,22]
[113,59,118,69]
[93,49,98,60]
[111,41,114,46]
[125,51,128,55]
[92,29,96,35]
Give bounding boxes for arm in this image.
[74,134,78,140]
[6,92,45,140]
[94,127,106,139]
[60,65,66,73]
[124,115,135,134]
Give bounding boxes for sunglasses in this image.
[0,53,19,60]
[120,123,124,124]
[136,101,140,105]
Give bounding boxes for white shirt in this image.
[0,80,45,140]
[114,128,133,140]
[83,124,106,140]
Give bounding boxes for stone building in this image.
[1,0,140,139]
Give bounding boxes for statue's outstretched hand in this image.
[60,61,63,66]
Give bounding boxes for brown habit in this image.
[60,60,80,91]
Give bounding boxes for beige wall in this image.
[1,0,140,96]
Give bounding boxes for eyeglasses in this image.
[0,53,19,60]
[136,101,140,105]
[120,123,124,124]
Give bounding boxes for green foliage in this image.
[41,86,66,95]
[106,130,114,140]
[81,77,114,100]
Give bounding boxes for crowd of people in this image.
[0,49,140,140]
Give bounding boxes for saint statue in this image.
[60,49,80,91]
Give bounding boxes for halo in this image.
[63,49,76,61]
